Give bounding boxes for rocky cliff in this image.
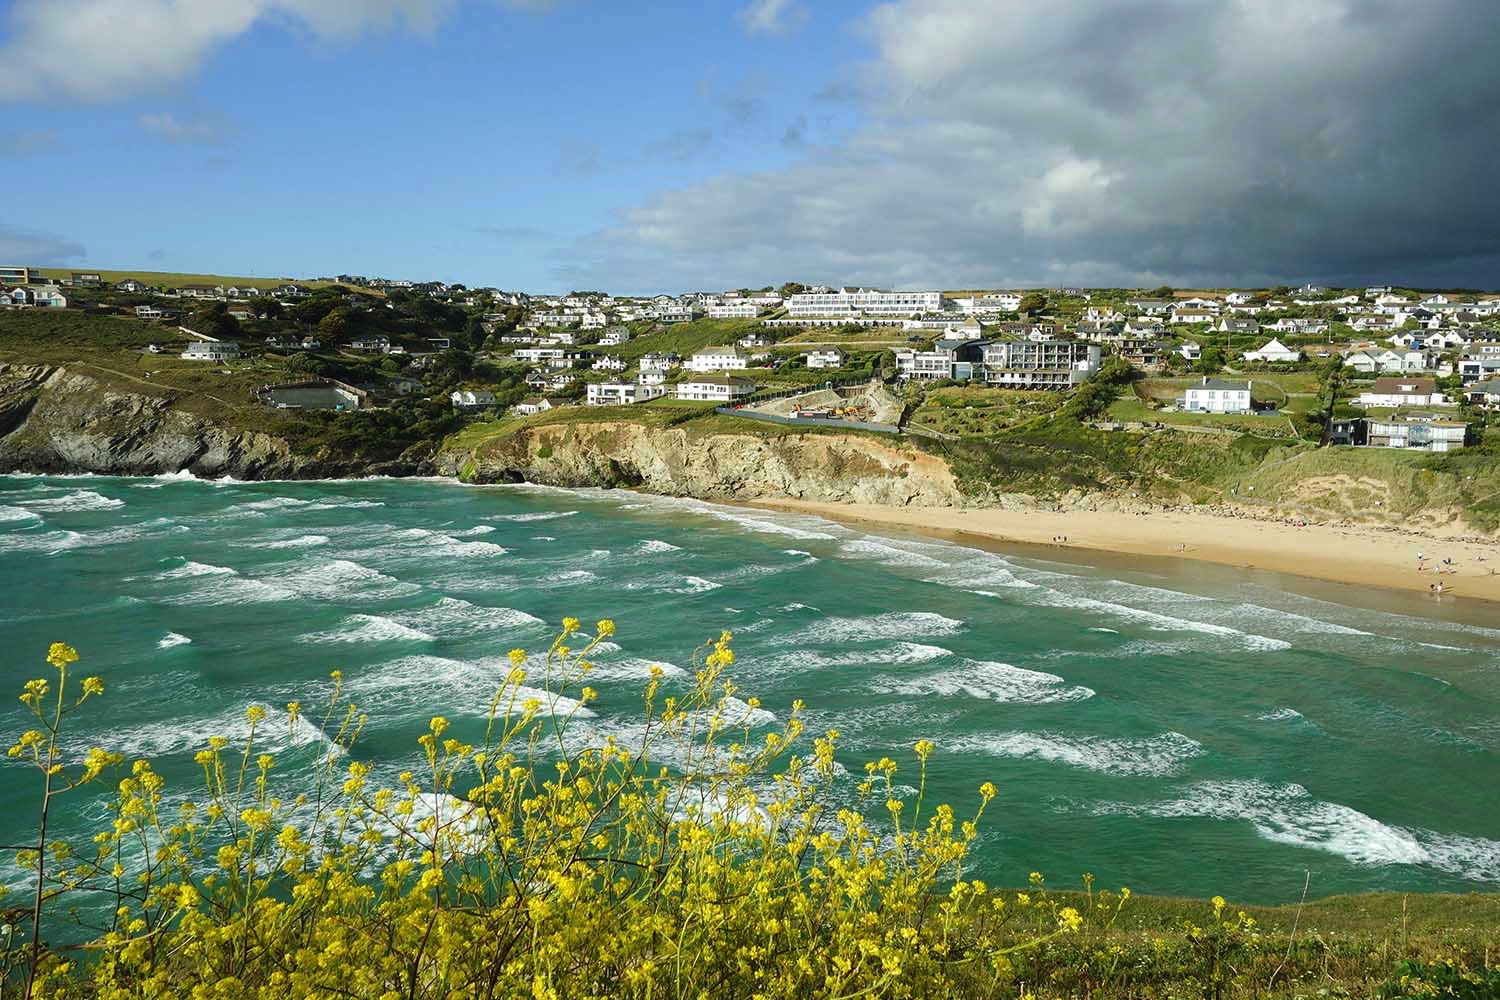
[0,363,381,479]
[434,420,966,507]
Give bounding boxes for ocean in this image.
[2,473,1498,904]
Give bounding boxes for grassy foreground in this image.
[4,632,1495,999]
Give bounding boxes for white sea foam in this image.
[391,597,545,638]
[157,632,192,650]
[245,534,331,550]
[584,657,688,680]
[267,558,421,601]
[454,525,497,537]
[636,539,681,554]
[0,504,40,522]
[103,704,344,761]
[1256,707,1306,723]
[349,655,594,718]
[783,612,965,645]
[767,642,953,673]
[879,659,1094,705]
[154,560,238,580]
[950,731,1203,777]
[1102,781,1437,868]
[669,575,722,595]
[301,614,435,644]
[492,510,579,522]
[19,490,124,512]
[1033,591,1292,651]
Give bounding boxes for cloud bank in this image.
[564,0,1500,291]
[0,0,557,102]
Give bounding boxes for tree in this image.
[190,302,240,340]
[1195,346,1226,373]
[319,308,350,339]
[1148,285,1174,299]
[252,298,283,321]
[1018,292,1048,315]
[284,352,326,377]
[779,282,806,297]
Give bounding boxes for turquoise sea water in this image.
[1,473,1498,904]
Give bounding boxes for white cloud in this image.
[0,0,557,102]
[561,0,1500,292]
[737,0,798,35]
[139,112,237,145]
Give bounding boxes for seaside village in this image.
[3,263,1499,451]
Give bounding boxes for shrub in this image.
[6,630,1088,999]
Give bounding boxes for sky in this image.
[3,0,1500,294]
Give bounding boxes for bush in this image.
[7,631,1109,999]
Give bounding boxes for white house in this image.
[637,370,667,386]
[181,341,241,362]
[1242,338,1301,363]
[675,374,755,402]
[737,333,774,349]
[686,346,748,372]
[592,355,627,372]
[587,380,667,406]
[1170,308,1216,326]
[806,348,847,370]
[134,305,176,319]
[1355,377,1451,408]
[639,352,680,373]
[512,396,564,416]
[599,326,632,346]
[1225,291,1255,305]
[451,389,497,408]
[1465,378,1500,407]
[1180,377,1252,414]
[787,288,943,318]
[1178,341,1202,362]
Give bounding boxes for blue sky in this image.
[6,0,1500,293]
[2,0,871,291]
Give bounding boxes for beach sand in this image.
[748,499,1500,605]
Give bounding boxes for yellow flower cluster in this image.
[10,626,1132,999]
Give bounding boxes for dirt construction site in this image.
[746,380,906,425]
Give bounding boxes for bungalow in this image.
[1464,378,1500,407]
[386,377,424,396]
[1126,298,1173,316]
[1178,297,1221,311]
[1351,315,1396,332]
[1242,338,1301,363]
[181,341,241,362]
[586,380,668,406]
[176,284,223,300]
[686,346,748,372]
[737,333,774,349]
[1225,292,1256,306]
[599,326,632,346]
[67,273,101,287]
[1180,377,1252,414]
[657,304,701,324]
[451,390,498,409]
[5,285,68,308]
[1123,319,1167,338]
[1218,317,1261,335]
[1170,308,1216,326]
[806,348,847,370]
[1343,348,1428,374]
[637,370,667,386]
[1457,355,1500,384]
[115,279,150,293]
[1178,341,1202,362]
[272,284,312,299]
[224,286,261,299]
[349,335,391,353]
[226,306,254,321]
[1355,377,1451,408]
[675,374,755,403]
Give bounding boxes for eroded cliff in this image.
[434,420,966,506]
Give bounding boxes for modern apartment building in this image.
[786,288,944,319]
[981,340,1100,390]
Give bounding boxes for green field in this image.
[24,267,363,293]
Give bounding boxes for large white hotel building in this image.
[786,288,945,319]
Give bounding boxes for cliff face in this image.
[435,421,966,507]
[0,363,368,479]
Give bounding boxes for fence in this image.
[713,407,901,435]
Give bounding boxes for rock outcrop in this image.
[0,363,392,479]
[434,420,966,507]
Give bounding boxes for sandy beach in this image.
[749,499,1500,605]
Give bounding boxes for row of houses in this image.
[893,337,1101,390]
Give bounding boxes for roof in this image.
[679,373,754,386]
[1192,378,1251,392]
[1468,378,1500,394]
[1368,377,1437,393]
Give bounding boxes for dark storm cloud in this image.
[560,0,1500,292]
